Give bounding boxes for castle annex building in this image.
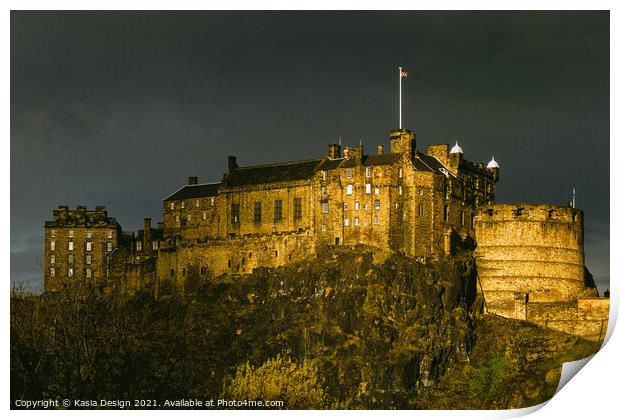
[43,127,609,341]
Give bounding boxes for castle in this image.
[43,127,609,341]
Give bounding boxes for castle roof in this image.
[487,156,499,169]
[327,153,403,169]
[164,182,220,201]
[412,153,451,175]
[450,141,463,154]
[316,158,345,171]
[222,158,324,188]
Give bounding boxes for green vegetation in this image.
[221,355,331,409]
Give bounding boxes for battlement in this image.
[476,203,582,224]
[45,205,119,228]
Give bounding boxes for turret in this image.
[449,141,463,169]
[487,156,500,181]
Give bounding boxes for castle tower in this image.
[474,204,586,318]
[389,128,416,159]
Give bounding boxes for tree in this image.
[221,355,331,409]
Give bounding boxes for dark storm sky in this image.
[11,11,610,291]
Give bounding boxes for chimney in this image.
[328,143,341,159]
[58,205,69,219]
[228,155,238,173]
[377,145,384,155]
[143,217,152,256]
[355,144,363,165]
[188,176,198,185]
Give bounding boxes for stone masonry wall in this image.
[475,203,585,317]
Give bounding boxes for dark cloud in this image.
[11,11,609,288]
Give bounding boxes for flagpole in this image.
[398,66,402,129]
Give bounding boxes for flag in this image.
[400,69,408,78]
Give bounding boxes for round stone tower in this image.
[474,204,587,318]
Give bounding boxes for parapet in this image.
[44,205,119,228]
[477,203,582,224]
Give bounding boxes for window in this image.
[461,210,465,227]
[374,199,380,210]
[50,229,56,238]
[107,242,112,252]
[153,241,158,250]
[203,211,207,221]
[365,183,371,194]
[187,214,191,222]
[354,201,360,211]
[417,204,425,217]
[182,268,186,276]
[86,255,91,265]
[68,254,74,264]
[175,215,180,223]
[68,230,74,238]
[86,268,92,278]
[170,269,175,277]
[86,231,92,239]
[373,216,379,224]
[50,267,55,277]
[321,224,326,232]
[322,202,329,214]
[395,202,399,209]
[136,241,142,251]
[210,197,215,206]
[419,188,425,196]
[170,202,175,210]
[253,202,262,223]
[346,168,353,179]
[50,254,55,264]
[294,198,302,219]
[321,186,327,196]
[181,201,185,209]
[274,200,283,221]
[107,231,113,239]
[231,203,240,224]
[344,218,350,227]
[86,242,92,251]
[68,241,73,251]
[322,170,327,180]
[366,167,371,177]
[399,167,403,178]
[354,217,359,226]
[343,202,348,211]
[68,268,74,277]
[196,199,200,208]
[364,203,369,211]
[374,187,380,195]
[399,185,403,196]
[346,185,353,195]
[443,205,449,221]
[50,241,55,251]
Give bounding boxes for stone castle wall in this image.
[156,230,316,293]
[474,203,608,341]
[474,204,585,317]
